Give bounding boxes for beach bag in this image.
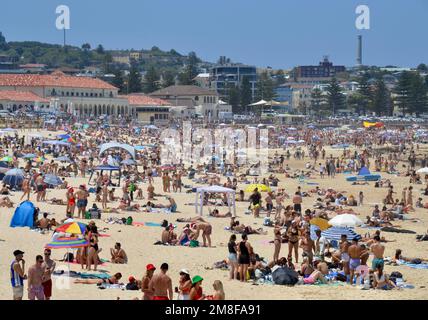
[84,211,91,219]
[335,273,347,282]
[272,267,299,286]
[126,216,133,225]
[63,252,74,262]
[410,258,422,265]
[189,240,199,247]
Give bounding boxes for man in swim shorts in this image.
[149,263,173,300]
[348,238,361,284]
[76,185,89,218]
[371,235,385,271]
[340,234,351,278]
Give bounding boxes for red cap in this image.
[146,264,156,271]
[128,276,135,282]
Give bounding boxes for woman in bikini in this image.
[142,264,156,300]
[66,188,76,217]
[189,276,205,300]
[74,272,122,285]
[86,225,100,271]
[287,221,300,264]
[273,223,282,263]
[237,233,253,282]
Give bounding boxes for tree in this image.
[112,69,126,93]
[255,71,275,101]
[0,31,8,50]
[96,44,105,54]
[240,76,253,112]
[371,79,390,116]
[128,62,142,93]
[81,43,91,51]
[357,73,372,115]
[326,77,345,115]
[347,93,365,115]
[103,52,113,74]
[225,82,240,112]
[178,52,199,85]
[417,63,428,73]
[143,66,160,93]
[310,88,326,116]
[394,71,428,116]
[394,71,413,115]
[161,70,176,88]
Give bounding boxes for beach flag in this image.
[363,121,384,128]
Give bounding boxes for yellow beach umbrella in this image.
[245,184,271,193]
[310,217,331,231]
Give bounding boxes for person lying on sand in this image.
[230,218,267,235]
[49,198,66,205]
[176,217,207,223]
[392,249,428,264]
[74,272,122,285]
[208,208,232,218]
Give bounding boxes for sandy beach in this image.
[1,128,428,300]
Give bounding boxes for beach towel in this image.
[149,208,173,214]
[397,260,428,269]
[381,227,416,234]
[98,283,125,290]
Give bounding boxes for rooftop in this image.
[0,73,117,90]
[0,90,50,103]
[123,94,171,106]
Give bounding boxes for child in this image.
[359,191,364,206]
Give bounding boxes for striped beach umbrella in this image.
[320,226,361,242]
[45,237,89,249]
[55,222,87,235]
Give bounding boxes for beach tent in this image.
[358,167,371,175]
[88,165,121,186]
[10,201,35,228]
[195,185,236,217]
[99,142,136,160]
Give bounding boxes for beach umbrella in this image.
[416,167,428,174]
[35,156,46,163]
[45,236,89,249]
[245,184,271,193]
[57,134,71,140]
[3,169,24,189]
[321,226,361,242]
[134,146,146,151]
[329,214,363,228]
[43,174,63,186]
[1,156,13,162]
[55,222,87,235]
[310,217,331,231]
[22,153,37,159]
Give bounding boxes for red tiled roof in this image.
[123,94,171,106]
[0,90,50,103]
[0,73,117,90]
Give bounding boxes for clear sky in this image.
[1,0,427,69]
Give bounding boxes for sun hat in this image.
[146,263,156,271]
[192,275,203,284]
[180,269,190,275]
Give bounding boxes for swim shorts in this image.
[372,257,384,270]
[349,258,361,270]
[77,199,88,208]
[42,279,52,298]
[153,296,169,300]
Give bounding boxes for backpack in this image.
[189,240,199,247]
[126,216,133,225]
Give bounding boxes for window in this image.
[66,92,69,96]
[86,93,89,97]
[76,92,79,96]
[195,96,199,101]
[71,92,74,96]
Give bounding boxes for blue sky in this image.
[1,0,427,69]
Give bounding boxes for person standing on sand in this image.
[20,176,31,201]
[142,264,156,300]
[27,255,46,300]
[41,249,56,300]
[407,186,414,211]
[371,235,385,271]
[273,223,282,263]
[76,185,89,218]
[101,183,108,210]
[147,182,155,200]
[348,238,361,285]
[11,250,26,300]
[149,263,173,300]
[340,235,351,278]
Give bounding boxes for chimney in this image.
[357,35,363,66]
